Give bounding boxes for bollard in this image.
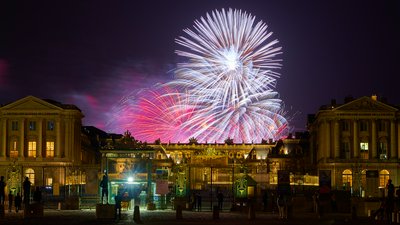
[58,202,62,210]
[248,202,255,220]
[213,205,219,220]
[133,205,143,224]
[176,204,183,220]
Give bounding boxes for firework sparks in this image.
[108,8,289,143]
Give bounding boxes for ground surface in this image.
[0,208,391,225]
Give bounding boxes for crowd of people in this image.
[0,175,41,213]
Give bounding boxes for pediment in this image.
[334,96,398,112]
[1,96,63,111]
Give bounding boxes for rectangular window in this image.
[378,120,387,132]
[342,142,351,159]
[11,121,18,131]
[29,121,36,131]
[10,141,18,158]
[47,121,55,131]
[360,121,368,131]
[360,142,369,159]
[46,177,53,186]
[341,121,350,131]
[28,141,37,157]
[379,142,387,159]
[46,141,55,157]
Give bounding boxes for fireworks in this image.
[108,8,289,143]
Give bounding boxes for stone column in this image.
[19,119,25,158]
[353,120,358,158]
[334,120,340,158]
[0,119,6,157]
[318,122,324,160]
[397,121,400,159]
[390,120,396,159]
[37,119,43,158]
[371,120,377,159]
[325,120,331,159]
[56,120,61,158]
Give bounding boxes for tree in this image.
[188,137,198,145]
[224,137,234,145]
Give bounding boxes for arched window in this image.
[379,170,390,187]
[342,169,352,187]
[25,168,35,185]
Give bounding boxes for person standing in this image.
[100,174,109,204]
[217,191,224,210]
[386,179,395,223]
[8,191,13,212]
[114,191,122,220]
[23,177,31,205]
[196,193,202,212]
[0,176,6,205]
[14,192,22,213]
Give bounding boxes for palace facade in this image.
[100,131,313,209]
[308,95,400,197]
[1,94,399,209]
[0,96,100,207]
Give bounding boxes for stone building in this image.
[0,96,100,207]
[100,131,313,209]
[308,95,400,197]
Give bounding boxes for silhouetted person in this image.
[263,191,269,211]
[192,192,197,211]
[115,191,122,220]
[23,177,31,205]
[14,192,22,213]
[0,176,6,205]
[277,194,287,219]
[386,179,395,223]
[33,186,42,203]
[100,174,109,204]
[217,192,224,210]
[196,193,202,211]
[8,191,13,212]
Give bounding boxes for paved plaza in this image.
[0,208,388,225]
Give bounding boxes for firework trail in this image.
[108,8,289,143]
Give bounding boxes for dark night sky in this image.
[1,0,399,133]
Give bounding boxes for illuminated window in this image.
[10,141,18,158]
[360,142,369,159]
[28,141,37,157]
[11,121,18,131]
[342,169,352,187]
[29,121,36,131]
[46,141,55,157]
[25,168,35,185]
[47,121,55,131]
[379,170,390,187]
[46,177,53,186]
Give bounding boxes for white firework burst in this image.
[165,8,288,143]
